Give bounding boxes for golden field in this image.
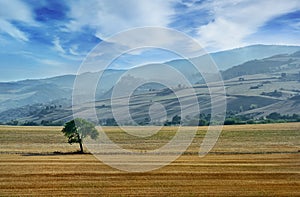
[0,123,299,196]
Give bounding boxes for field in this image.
[0,123,299,196]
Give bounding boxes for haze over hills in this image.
[0,69,126,113]
[208,44,300,70]
[222,50,300,80]
[170,44,300,71]
[1,44,300,124]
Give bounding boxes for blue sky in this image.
[0,0,300,81]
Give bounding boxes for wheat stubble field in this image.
[0,123,299,196]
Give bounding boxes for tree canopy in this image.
[61,118,98,153]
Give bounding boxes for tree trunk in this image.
[79,139,83,153]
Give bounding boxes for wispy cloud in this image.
[1,0,300,81]
[0,19,28,41]
[69,45,80,56]
[195,0,300,50]
[38,59,69,67]
[52,37,65,54]
[66,0,175,39]
[0,0,34,41]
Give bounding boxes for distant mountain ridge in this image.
[0,44,300,119]
[167,44,300,72]
[222,50,300,80]
[0,70,125,113]
[209,44,300,70]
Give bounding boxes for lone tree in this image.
[61,118,98,153]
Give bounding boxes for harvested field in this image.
[0,123,299,196]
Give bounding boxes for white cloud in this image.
[67,0,175,39]
[108,27,206,58]
[69,45,81,56]
[53,37,65,54]
[0,19,28,41]
[65,0,300,53]
[0,0,33,22]
[196,0,300,50]
[0,0,34,41]
[38,59,68,67]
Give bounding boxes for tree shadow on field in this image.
[21,151,92,156]
[19,150,300,156]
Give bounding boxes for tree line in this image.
[1,112,300,127]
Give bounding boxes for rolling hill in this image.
[1,44,300,124]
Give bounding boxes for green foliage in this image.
[104,118,118,126]
[266,112,281,120]
[22,121,38,126]
[224,118,237,125]
[6,120,19,126]
[169,112,298,126]
[261,90,283,97]
[171,115,181,125]
[198,119,208,126]
[249,104,258,110]
[164,115,182,126]
[40,120,64,126]
[139,117,150,125]
[61,118,98,153]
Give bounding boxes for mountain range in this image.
[1,44,300,124]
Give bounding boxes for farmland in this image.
[0,123,299,196]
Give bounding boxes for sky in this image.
[0,0,300,81]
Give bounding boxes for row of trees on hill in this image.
[159,113,300,126]
[2,112,300,127]
[96,112,300,126]
[3,119,64,126]
[222,113,300,125]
